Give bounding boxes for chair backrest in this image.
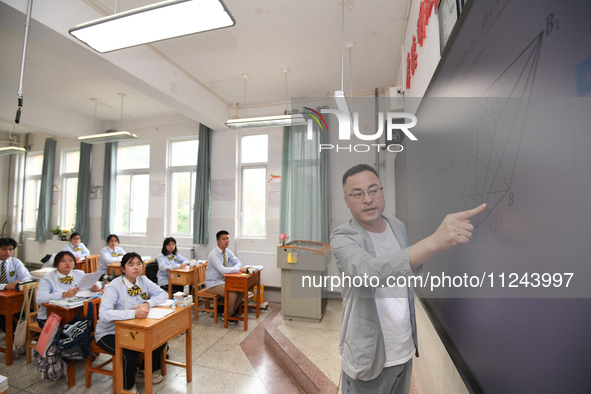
[83,298,102,334]
[86,255,99,273]
[145,261,159,284]
[195,263,207,287]
[24,282,39,313]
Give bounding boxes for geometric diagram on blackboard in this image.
[461,32,543,228]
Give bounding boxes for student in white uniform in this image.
[98,234,126,278]
[156,237,189,293]
[61,232,90,262]
[36,250,102,327]
[96,252,168,393]
[0,237,32,332]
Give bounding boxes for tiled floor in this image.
[277,298,343,388]
[0,306,276,394]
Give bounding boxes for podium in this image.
[277,240,330,323]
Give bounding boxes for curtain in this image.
[280,116,331,243]
[101,140,118,240]
[193,124,212,244]
[35,138,56,242]
[75,142,92,243]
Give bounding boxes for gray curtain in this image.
[101,140,118,240]
[35,138,56,242]
[75,143,92,243]
[193,124,212,244]
[280,116,331,243]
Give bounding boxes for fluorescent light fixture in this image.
[69,0,235,53]
[77,131,138,144]
[226,114,307,130]
[0,146,27,155]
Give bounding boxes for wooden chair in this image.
[195,263,224,323]
[85,298,114,389]
[85,255,100,273]
[25,282,40,364]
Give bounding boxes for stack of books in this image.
[30,267,56,279]
[49,298,85,309]
[0,374,8,393]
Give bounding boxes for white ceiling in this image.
[0,0,409,137]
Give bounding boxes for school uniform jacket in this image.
[36,269,102,320]
[156,253,189,286]
[61,242,91,260]
[95,275,167,342]
[98,246,126,276]
[0,257,31,290]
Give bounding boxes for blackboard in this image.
[396,0,591,392]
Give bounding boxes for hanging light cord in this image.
[341,0,345,92]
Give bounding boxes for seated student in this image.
[206,231,248,323]
[98,234,126,277]
[36,251,102,327]
[96,252,168,393]
[61,232,90,262]
[156,237,189,293]
[0,237,32,332]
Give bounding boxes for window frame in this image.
[114,142,150,235]
[166,136,199,237]
[238,132,268,238]
[23,152,43,231]
[60,148,80,230]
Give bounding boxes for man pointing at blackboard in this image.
[331,164,486,394]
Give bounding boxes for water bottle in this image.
[172,298,176,310]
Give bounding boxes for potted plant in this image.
[60,228,70,241]
[49,226,61,241]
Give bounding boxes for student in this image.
[98,234,126,277]
[36,251,102,327]
[96,252,168,393]
[156,237,189,293]
[61,232,90,262]
[0,237,32,332]
[206,231,248,323]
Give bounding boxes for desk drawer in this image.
[117,328,146,350]
[151,314,190,346]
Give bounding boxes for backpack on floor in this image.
[35,344,66,382]
[55,302,94,361]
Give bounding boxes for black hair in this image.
[53,251,76,268]
[0,238,18,249]
[161,237,178,256]
[106,234,120,244]
[121,252,142,269]
[216,230,229,240]
[342,164,380,192]
[70,232,81,240]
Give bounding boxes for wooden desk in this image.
[223,271,261,331]
[167,267,197,298]
[0,290,23,365]
[44,304,82,326]
[114,306,192,394]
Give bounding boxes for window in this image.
[24,153,43,230]
[114,144,150,234]
[61,149,80,229]
[168,138,198,236]
[239,134,268,237]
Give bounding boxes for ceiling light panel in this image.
[69,0,235,53]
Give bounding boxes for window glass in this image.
[117,144,150,170]
[241,167,266,236]
[28,154,43,176]
[241,134,268,163]
[115,175,131,233]
[64,150,80,173]
[63,177,78,229]
[131,174,149,233]
[170,172,192,234]
[170,140,198,167]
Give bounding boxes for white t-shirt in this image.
[368,225,416,367]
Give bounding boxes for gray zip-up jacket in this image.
[330,215,423,381]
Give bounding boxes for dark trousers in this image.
[0,313,19,334]
[97,335,166,390]
[160,285,185,294]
